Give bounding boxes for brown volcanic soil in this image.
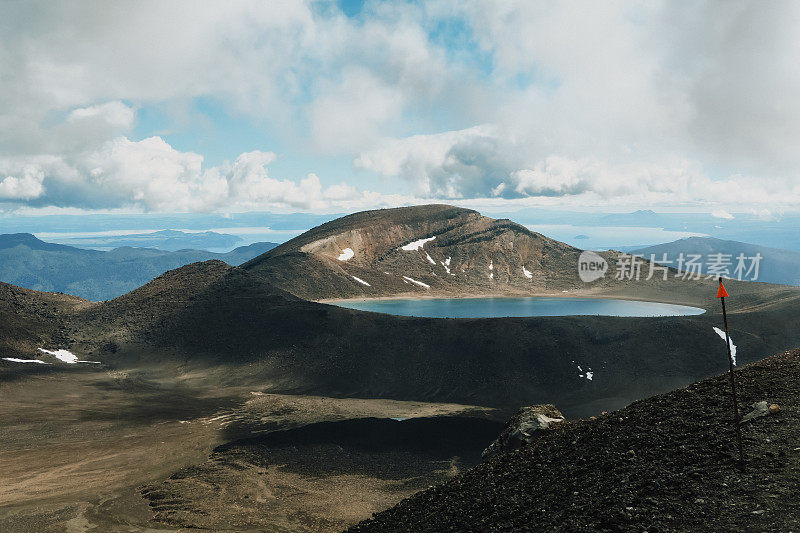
[0,366,492,532]
[243,204,583,300]
[350,350,800,533]
[0,282,88,360]
[139,416,503,531]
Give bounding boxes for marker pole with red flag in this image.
[718,277,744,463]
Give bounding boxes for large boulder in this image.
[482,404,564,461]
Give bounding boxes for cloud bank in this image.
[1,1,799,213]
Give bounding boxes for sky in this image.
[1,0,800,217]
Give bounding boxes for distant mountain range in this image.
[0,233,278,301]
[50,229,243,251]
[633,237,800,286]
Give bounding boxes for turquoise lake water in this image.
[333,297,705,318]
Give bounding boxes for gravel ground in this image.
[350,349,800,532]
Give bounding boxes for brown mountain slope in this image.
[0,282,88,360]
[243,205,582,300]
[350,349,800,533]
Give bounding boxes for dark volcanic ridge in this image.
[350,350,800,533]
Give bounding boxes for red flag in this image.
[716,282,729,298]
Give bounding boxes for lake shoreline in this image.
[317,291,697,305]
[323,295,706,319]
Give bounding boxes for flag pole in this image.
[718,277,744,463]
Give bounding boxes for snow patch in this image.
[2,358,50,364]
[403,276,430,288]
[38,348,79,363]
[713,327,737,365]
[38,348,100,364]
[400,236,436,251]
[351,275,371,287]
[426,252,436,265]
[577,364,593,380]
[440,257,454,275]
[337,248,354,261]
[522,266,533,279]
[489,260,494,279]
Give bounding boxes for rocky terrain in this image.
[350,349,800,532]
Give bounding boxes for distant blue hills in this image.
[633,237,800,286]
[0,233,278,301]
[50,229,243,251]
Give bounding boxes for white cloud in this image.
[0,137,411,212]
[310,68,405,153]
[0,172,45,200]
[1,1,800,213]
[66,101,135,129]
[711,209,734,220]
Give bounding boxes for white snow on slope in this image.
[38,348,100,364]
[585,371,594,380]
[2,358,50,364]
[351,275,371,287]
[489,260,494,279]
[338,248,354,261]
[441,257,454,275]
[400,236,436,251]
[39,348,79,363]
[426,252,436,265]
[403,276,430,288]
[713,327,737,365]
[522,266,532,279]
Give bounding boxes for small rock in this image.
[752,509,765,515]
[695,498,705,504]
[769,403,780,414]
[481,404,565,460]
[741,401,770,423]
